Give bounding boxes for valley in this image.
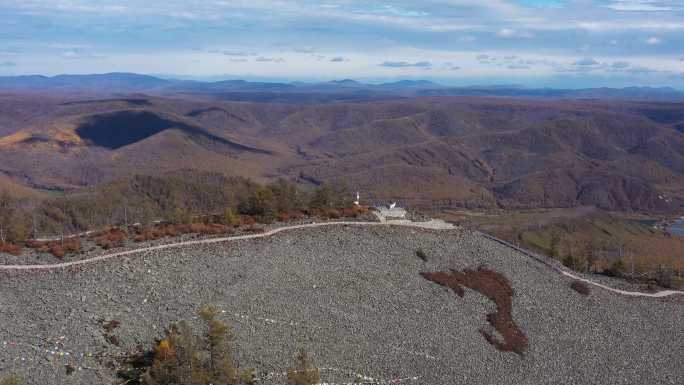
[2,93,684,214]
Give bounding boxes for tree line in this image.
[0,170,355,246]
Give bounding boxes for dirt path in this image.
[0,221,448,271]
[2,221,682,298]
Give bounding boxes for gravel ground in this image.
[0,217,377,266]
[0,225,682,385]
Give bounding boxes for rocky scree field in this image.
[0,225,682,385]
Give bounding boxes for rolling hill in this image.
[1,92,684,212]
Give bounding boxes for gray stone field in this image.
[0,225,682,385]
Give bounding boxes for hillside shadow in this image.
[76,111,192,149]
[75,110,272,154]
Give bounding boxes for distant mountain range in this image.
[1,73,683,102]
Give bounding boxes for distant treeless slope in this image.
[0,94,683,212]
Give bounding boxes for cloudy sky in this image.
[1,0,683,87]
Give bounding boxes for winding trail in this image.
[2,221,683,298]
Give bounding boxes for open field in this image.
[1,225,681,385]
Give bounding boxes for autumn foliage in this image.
[0,241,22,256]
[26,238,81,259]
[119,307,320,385]
[93,228,128,249]
[132,306,256,385]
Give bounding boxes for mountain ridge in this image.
[1,93,684,212]
[1,73,683,101]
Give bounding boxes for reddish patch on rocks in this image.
[421,268,528,356]
[570,280,591,296]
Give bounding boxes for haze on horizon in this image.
[1,0,683,88]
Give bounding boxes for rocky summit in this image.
[0,225,682,385]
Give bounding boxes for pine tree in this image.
[287,349,320,385]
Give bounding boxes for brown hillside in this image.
[1,94,683,211]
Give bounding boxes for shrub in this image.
[277,210,308,222]
[26,239,50,253]
[134,306,255,385]
[562,254,584,271]
[305,208,324,218]
[606,259,627,278]
[222,208,240,227]
[0,375,26,385]
[50,244,65,259]
[27,238,80,259]
[287,349,320,385]
[103,319,121,333]
[62,238,81,254]
[289,210,306,220]
[323,208,341,219]
[655,266,674,288]
[94,229,127,250]
[340,207,359,218]
[238,186,275,217]
[570,280,591,296]
[240,215,256,226]
[243,226,265,234]
[0,241,22,256]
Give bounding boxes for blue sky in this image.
[1,0,683,87]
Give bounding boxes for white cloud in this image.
[497,28,516,38]
[61,50,105,59]
[255,56,285,63]
[292,47,316,53]
[646,36,661,44]
[574,58,600,66]
[443,62,460,71]
[606,1,674,12]
[222,51,256,57]
[496,28,533,38]
[379,61,432,68]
